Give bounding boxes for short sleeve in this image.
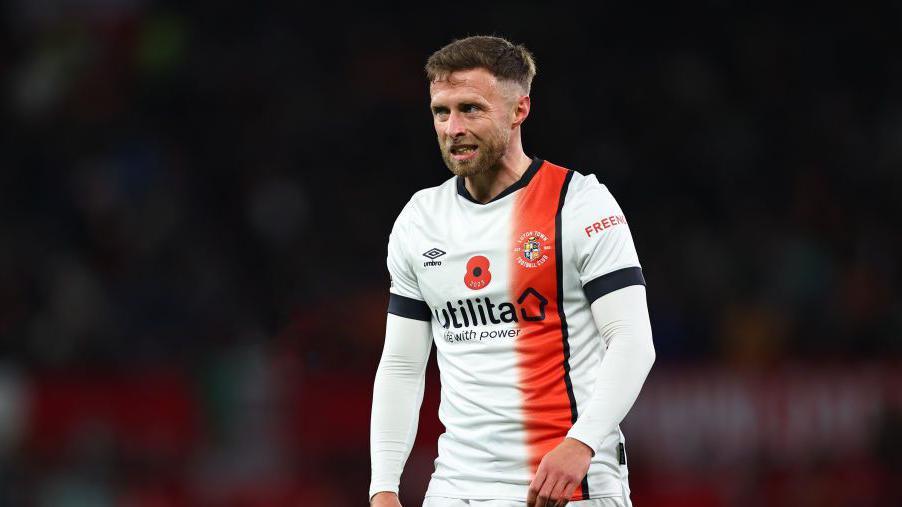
[567,175,645,304]
[386,204,431,321]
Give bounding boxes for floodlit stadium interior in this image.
[2,3,901,506]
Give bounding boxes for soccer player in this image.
[369,36,655,507]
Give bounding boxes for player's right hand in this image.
[370,491,402,507]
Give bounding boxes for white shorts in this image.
[423,497,629,507]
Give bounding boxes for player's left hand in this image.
[527,437,593,507]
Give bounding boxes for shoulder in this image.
[556,167,631,243]
[408,175,456,211]
[534,163,621,217]
[393,175,457,227]
[565,169,616,204]
[535,160,614,201]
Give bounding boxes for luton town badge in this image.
[513,230,551,269]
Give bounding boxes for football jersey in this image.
[386,158,645,501]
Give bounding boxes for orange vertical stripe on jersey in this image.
[511,161,586,500]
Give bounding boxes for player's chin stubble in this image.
[440,132,508,178]
[441,148,489,177]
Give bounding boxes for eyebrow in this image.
[431,97,487,111]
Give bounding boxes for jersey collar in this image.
[456,157,545,205]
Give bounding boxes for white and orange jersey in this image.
[387,158,644,502]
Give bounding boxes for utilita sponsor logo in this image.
[433,288,547,329]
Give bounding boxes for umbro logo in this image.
[423,248,446,267]
[423,248,446,259]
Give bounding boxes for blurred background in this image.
[2,1,901,506]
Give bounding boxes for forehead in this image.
[429,68,501,104]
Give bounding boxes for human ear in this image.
[512,95,530,128]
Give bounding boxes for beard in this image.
[439,126,510,177]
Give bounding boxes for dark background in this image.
[2,2,901,506]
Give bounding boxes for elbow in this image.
[376,354,427,381]
[643,337,656,370]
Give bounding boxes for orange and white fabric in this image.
[422,496,628,507]
[370,158,653,503]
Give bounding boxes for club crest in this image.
[513,230,551,269]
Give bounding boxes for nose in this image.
[444,111,466,138]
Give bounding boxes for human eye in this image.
[460,103,480,113]
[432,106,450,119]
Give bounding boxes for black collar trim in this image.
[456,157,545,204]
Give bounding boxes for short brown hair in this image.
[425,35,537,93]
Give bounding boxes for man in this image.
[370,36,655,507]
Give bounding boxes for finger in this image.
[527,467,547,507]
[527,481,539,506]
[549,478,569,505]
[558,479,581,505]
[536,476,558,507]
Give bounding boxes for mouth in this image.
[449,144,478,161]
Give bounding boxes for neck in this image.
[465,136,532,203]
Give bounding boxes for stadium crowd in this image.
[2,2,900,505]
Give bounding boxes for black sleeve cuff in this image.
[387,293,432,321]
[582,267,646,303]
